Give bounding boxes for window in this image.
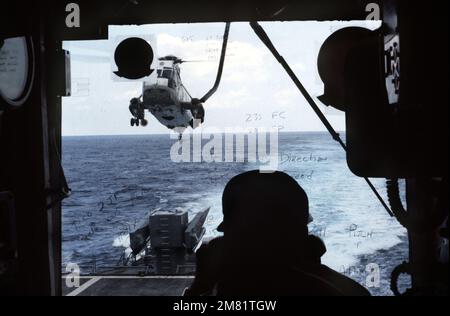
[61,21,406,296]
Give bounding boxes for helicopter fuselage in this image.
[129,57,204,131]
[143,83,193,130]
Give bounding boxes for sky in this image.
[62,21,379,136]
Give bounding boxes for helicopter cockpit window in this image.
[159,68,173,80]
[158,68,175,88]
[61,21,407,296]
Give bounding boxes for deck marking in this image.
[66,277,101,296]
[63,275,195,280]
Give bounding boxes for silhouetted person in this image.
[185,171,370,296]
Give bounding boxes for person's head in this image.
[218,171,311,261]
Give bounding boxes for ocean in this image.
[62,132,408,296]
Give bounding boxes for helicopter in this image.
[128,23,231,139]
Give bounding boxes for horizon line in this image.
[62,130,346,138]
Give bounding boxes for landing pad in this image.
[62,276,194,296]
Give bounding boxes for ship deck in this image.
[62,276,194,296]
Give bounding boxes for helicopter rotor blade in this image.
[179,60,212,64]
[199,22,231,104]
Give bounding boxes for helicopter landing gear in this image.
[190,104,205,129]
[131,118,148,127]
[129,98,148,127]
[131,118,140,127]
[194,105,205,123]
